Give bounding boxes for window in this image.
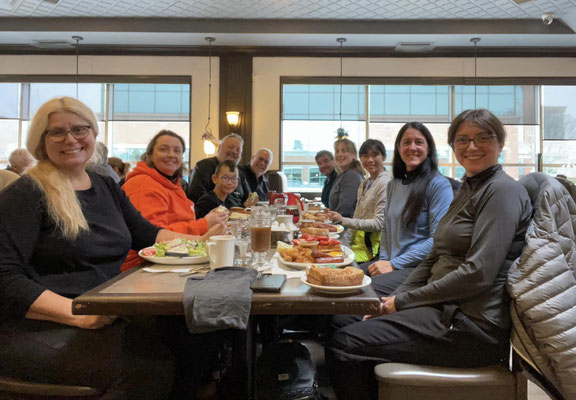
[282,82,541,191]
[0,79,191,171]
[542,86,576,179]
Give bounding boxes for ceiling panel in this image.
[1,0,576,19]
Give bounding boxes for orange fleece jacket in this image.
[121,161,208,271]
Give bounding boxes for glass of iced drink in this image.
[250,205,272,269]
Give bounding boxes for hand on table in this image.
[72,315,118,330]
[327,211,343,223]
[201,223,226,240]
[205,208,228,228]
[367,260,394,276]
[363,296,397,320]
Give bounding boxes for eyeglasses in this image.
[218,176,239,183]
[44,125,92,143]
[452,132,496,149]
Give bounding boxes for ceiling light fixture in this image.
[470,37,481,109]
[72,35,83,99]
[336,37,348,140]
[202,37,219,156]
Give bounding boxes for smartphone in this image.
[251,274,287,292]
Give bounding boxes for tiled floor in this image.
[303,340,552,400]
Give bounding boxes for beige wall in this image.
[0,55,218,165]
[253,57,576,170]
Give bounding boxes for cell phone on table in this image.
[251,274,287,292]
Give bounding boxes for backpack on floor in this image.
[255,340,323,400]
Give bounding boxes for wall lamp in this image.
[226,111,240,127]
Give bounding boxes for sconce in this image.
[226,111,240,127]
[202,131,219,156]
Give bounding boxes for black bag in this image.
[255,340,322,400]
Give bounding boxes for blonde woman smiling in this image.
[0,97,221,399]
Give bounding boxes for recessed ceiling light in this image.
[395,42,435,53]
[31,40,75,48]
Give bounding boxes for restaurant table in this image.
[72,253,380,399]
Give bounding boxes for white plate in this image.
[142,266,202,273]
[301,275,371,294]
[334,225,344,234]
[138,247,209,265]
[277,246,354,270]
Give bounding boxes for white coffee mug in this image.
[206,235,235,269]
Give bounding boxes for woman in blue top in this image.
[362,122,454,297]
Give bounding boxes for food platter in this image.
[277,246,354,270]
[138,247,209,265]
[300,275,371,294]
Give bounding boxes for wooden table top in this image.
[72,265,380,316]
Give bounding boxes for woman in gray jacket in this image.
[326,109,533,400]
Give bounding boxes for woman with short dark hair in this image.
[326,110,533,400]
[328,139,392,262]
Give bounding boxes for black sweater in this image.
[0,171,160,324]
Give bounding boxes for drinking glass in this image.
[250,205,272,269]
[230,220,251,267]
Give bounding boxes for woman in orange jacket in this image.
[121,130,227,271]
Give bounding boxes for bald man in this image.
[187,133,248,205]
[241,148,272,201]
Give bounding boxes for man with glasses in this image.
[194,160,244,218]
[241,148,273,201]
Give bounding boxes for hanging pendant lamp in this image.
[336,37,348,140]
[470,37,481,109]
[202,37,219,155]
[72,35,83,99]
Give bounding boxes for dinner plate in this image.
[277,246,354,270]
[138,247,209,265]
[300,275,371,294]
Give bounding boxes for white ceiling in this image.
[0,0,576,49]
[1,0,575,19]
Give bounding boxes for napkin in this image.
[183,267,258,333]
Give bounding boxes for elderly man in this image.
[6,149,35,176]
[187,133,249,205]
[241,148,272,201]
[315,150,337,208]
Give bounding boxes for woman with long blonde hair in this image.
[0,97,222,399]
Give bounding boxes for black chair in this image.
[0,376,100,399]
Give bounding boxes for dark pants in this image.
[156,316,235,400]
[325,305,508,400]
[0,318,174,400]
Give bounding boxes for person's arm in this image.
[125,186,209,235]
[341,174,390,232]
[332,171,364,218]
[394,181,530,311]
[25,290,117,329]
[388,176,453,270]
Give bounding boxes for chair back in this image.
[266,170,287,193]
[508,172,576,400]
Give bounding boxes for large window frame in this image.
[280,76,576,191]
[0,75,192,169]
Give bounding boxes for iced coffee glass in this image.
[250,205,272,269]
